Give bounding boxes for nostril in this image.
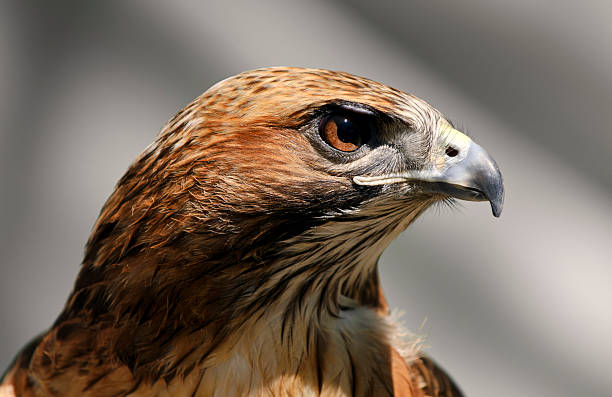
[445,146,459,157]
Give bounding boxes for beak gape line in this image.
[354,125,504,217]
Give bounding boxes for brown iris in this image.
[320,113,371,152]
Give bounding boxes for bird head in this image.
[173,67,504,238]
[55,67,505,381]
[193,67,504,219]
[80,67,504,316]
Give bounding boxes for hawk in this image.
[1,67,503,396]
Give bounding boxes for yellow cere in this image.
[434,122,473,169]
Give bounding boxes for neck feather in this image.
[56,193,432,381]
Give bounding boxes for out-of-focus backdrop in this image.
[1,1,611,396]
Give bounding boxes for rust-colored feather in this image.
[1,67,467,396]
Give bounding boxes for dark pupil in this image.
[334,115,362,146]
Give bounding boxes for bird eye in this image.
[319,113,371,152]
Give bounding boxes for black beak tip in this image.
[481,156,504,218]
[488,185,504,218]
[491,200,503,218]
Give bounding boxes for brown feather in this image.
[2,67,464,396]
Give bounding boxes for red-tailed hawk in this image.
[1,67,503,396]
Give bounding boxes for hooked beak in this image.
[420,139,504,217]
[353,124,504,217]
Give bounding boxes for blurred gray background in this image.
[1,1,611,396]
